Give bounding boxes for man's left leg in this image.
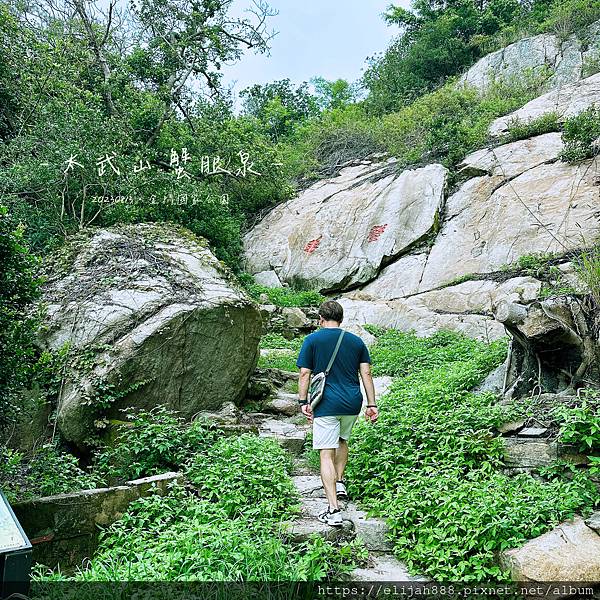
[313,416,344,527]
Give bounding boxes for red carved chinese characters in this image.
[367,224,388,242]
[304,237,322,254]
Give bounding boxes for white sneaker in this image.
[336,480,348,499]
[318,507,343,527]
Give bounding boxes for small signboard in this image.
[0,492,31,599]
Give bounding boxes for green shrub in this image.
[375,76,546,169]
[346,328,599,581]
[258,349,302,372]
[504,112,561,142]
[0,206,41,428]
[243,281,324,307]
[187,434,298,519]
[258,328,304,372]
[37,436,364,581]
[260,333,304,351]
[555,395,600,453]
[94,406,221,483]
[574,245,600,304]
[561,107,600,163]
[0,443,102,503]
[541,0,600,41]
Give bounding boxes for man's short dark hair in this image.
[318,300,343,323]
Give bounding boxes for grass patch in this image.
[561,107,600,163]
[346,328,599,581]
[239,274,324,307]
[258,334,305,372]
[574,245,600,304]
[504,112,561,143]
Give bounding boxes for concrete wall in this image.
[13,472,182,570]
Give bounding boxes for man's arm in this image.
[359,362,378,422]
[298,367,311,402]
[298,367,313,421]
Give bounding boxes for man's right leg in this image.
[334,438,349,482]
[320,448,338,510]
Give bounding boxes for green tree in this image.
[363,0,528,114]
[311,77,356,111]
[240,78,318,140]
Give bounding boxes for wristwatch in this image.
[298,398,308,405]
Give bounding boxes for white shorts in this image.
[312,414,359,450]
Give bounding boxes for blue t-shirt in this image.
[296,328,371,417]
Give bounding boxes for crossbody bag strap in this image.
[324,330,345,376]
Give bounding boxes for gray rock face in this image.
[490,72,600,136]
[502,437,558,468]
[460,22,600,93]
[41,224,262,449]
[340,276,542,342]
[420,156,600,291]
[243,160,447,292]
[253,269,282,287]
[500,516,600,581]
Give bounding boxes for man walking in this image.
[296,300,378,527]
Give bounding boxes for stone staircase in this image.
[251,374,426,582]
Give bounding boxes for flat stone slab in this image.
[345,505,395,552]
[518,427,549,437]
[351,553,425,581]
[258,417,308,455]
[13,472,183,569]
[288,518,355,544]
[502,438,558,468]
[498,420,526,434]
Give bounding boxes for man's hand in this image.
[364,406,378,423]
[301,403,313,423]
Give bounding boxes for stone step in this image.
[262,391,299,417]
[291,475,393,552]
[257,417,308,455]
[287,494,355,544]
[290,473,427,581]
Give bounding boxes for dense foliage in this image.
[94,406,221,483]
[362,0,600,115]
[35,433,366,581]
[0,206,41,427]
[345,329,599,581]
[0,442,102,503]
[0,0,291,266]
[561,107,600,162]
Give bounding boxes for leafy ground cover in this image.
[33,428,365,581]
[345,328,599,581]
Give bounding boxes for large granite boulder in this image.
[41,224,262,449]
[243,158,447,292]
[460,21,600,93]
[490,72,600,136]
[500,516,600,581]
